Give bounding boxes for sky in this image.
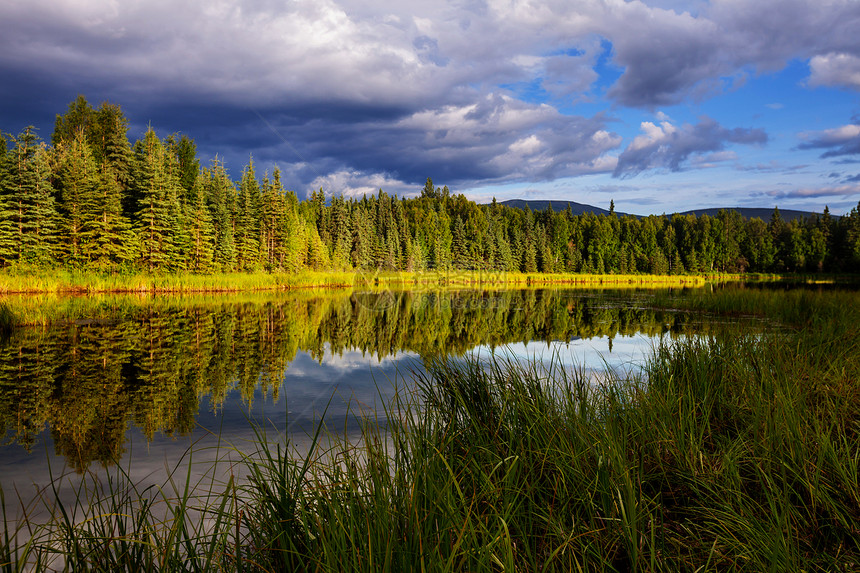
[2,0,860,215]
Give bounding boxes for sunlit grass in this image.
[0,268,705,296]
[0,269,359,295]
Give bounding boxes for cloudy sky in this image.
[2,0,860,214]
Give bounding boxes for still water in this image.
[0,287,725,516]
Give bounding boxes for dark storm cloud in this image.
[2,0,860,198]
[256,93,620,191]
[613,117,767,177]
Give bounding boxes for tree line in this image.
[2,96,859,275]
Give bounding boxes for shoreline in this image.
[0,269,709,295]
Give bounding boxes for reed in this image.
[0,268,705,295]
[241,285,860,571]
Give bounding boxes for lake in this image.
[0,286,740,521]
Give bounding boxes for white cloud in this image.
[615,116,767,177]
[809,53,860,89]
[690,150,738,167]
[307,170,414,199]
[798,123,860,157]
[765,184,860,199]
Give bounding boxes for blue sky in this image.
[1,0,860,214]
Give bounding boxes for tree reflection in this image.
[0,289,704,470]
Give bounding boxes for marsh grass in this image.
[1,440,247,572]
[2,287,859,571]
[0,269,359,295]
[0,268,704,296]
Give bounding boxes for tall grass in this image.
[0,268,704,295]
[1,443,245,572]
[3,288,858,571]
[0,270,360,295]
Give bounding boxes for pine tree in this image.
[56,129,101,264]
[174,135,199,200]
[259,172,276,270]
[187,177,215,272]
[281,187,308,272]
[235,160,261,271]
[394,199,411,269]
[164,135,195,271]
[132,129,179,271]
[351,203,373,269]
[522,208,537,272]
[329,195,352,270]
[0,132,13,267]
[0,128,57,267]
[202,158,236,272]
[52,96,94,149]
[452,215,468,268]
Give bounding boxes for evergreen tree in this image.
[163,135,193,270]
[310,188,330,247]
[187,177,215,272]
[452,215,468,268]
[522,209,538,273]
[351,203,374,269]
[0,128,57,267]
[260,169,289,271]
[52,95,94,149]
[202,158,236,272]
[0,132,13,266]
[841,201,860,272]
[329,195,353,270]
[174,135,199,199]
[281,188,308,272]
[742,217,775,272]
[132,129,179,271]
[56,130,101,264]
[235,159,262,271]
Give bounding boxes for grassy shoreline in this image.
[0,270,706,328]
[0,269,706,295]
[3,287,859,571]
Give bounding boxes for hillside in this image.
[497,199,829,222]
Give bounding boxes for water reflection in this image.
[0,288,716,474]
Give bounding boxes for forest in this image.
[2,96,860,276]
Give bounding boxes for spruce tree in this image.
[281,187,308,272]
[235,159,262,271]
[203,159,236,272]
[52,95,94,149]
[132,129,178,271]
[0,132,13,267]
[163,135,192,270]
[329,195,352,270]
[452,215,467,268]
[174,135,199,200]
[350,203,373,269]
[56,129,101,264]
[0,128,57,267]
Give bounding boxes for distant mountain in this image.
[495,199,831,222]
[675,207,831,222]
[496,199,621,217]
